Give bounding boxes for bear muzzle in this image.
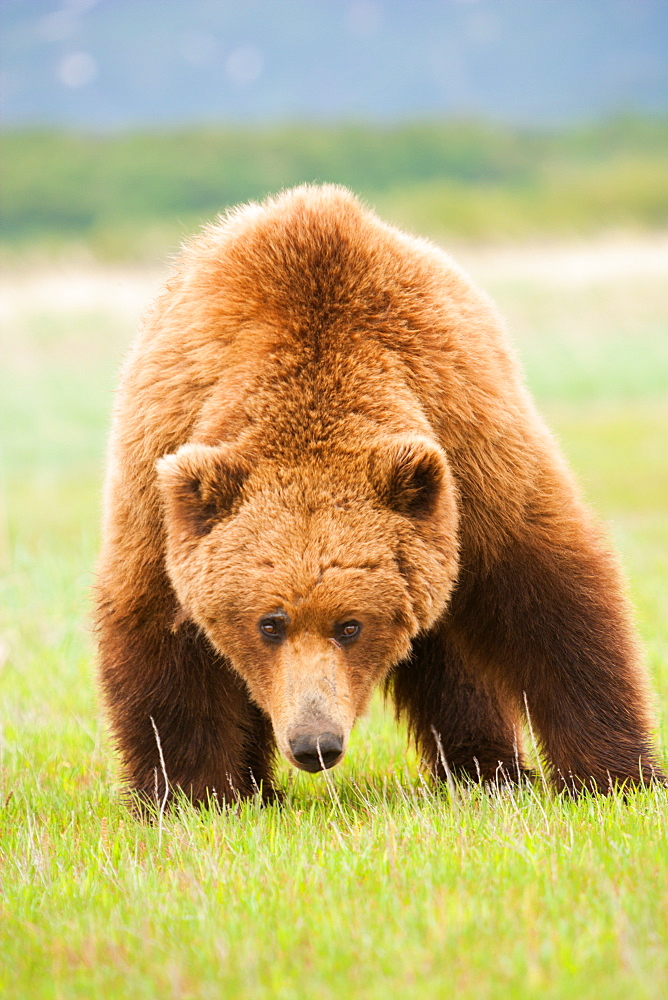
[267,633,356,772]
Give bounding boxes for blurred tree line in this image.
[2,116,667,257]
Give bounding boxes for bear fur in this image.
[96,184,663,804]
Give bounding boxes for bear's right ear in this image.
[156,443,250,537]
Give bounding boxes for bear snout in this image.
[288,730,345,772]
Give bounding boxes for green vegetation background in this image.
[3,116,668,256]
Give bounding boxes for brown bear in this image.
[95,183,663,806]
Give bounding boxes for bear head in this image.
[156,434,459,773]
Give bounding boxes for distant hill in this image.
[3,118,667,256]
[1,0,667,127]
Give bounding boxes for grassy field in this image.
[1,236,667,999]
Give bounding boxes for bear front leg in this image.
[97,602,278,809]
[450,523,665,793]
[390,625,531,785]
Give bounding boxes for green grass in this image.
[1,244,667,999]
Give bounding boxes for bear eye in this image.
[335,620,362,644]
[259,616,287,642]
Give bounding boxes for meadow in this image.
[1,234,667,999]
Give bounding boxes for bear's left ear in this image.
[370,436,447,518]
[156,442,250,537]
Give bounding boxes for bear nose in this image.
[289,732,344,772]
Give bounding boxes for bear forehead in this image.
[238,559,411,625]
[226,536,405,604]
[197,491,409,591]
[224,486,400,548]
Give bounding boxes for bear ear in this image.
[370,436,447,519]
[156,443,250,537]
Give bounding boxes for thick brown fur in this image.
[96,184,663,806]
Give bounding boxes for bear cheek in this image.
[349,626,413,704]
[161,526,219,618]
[191,611,276,710]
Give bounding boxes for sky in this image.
[1,0,667,127]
